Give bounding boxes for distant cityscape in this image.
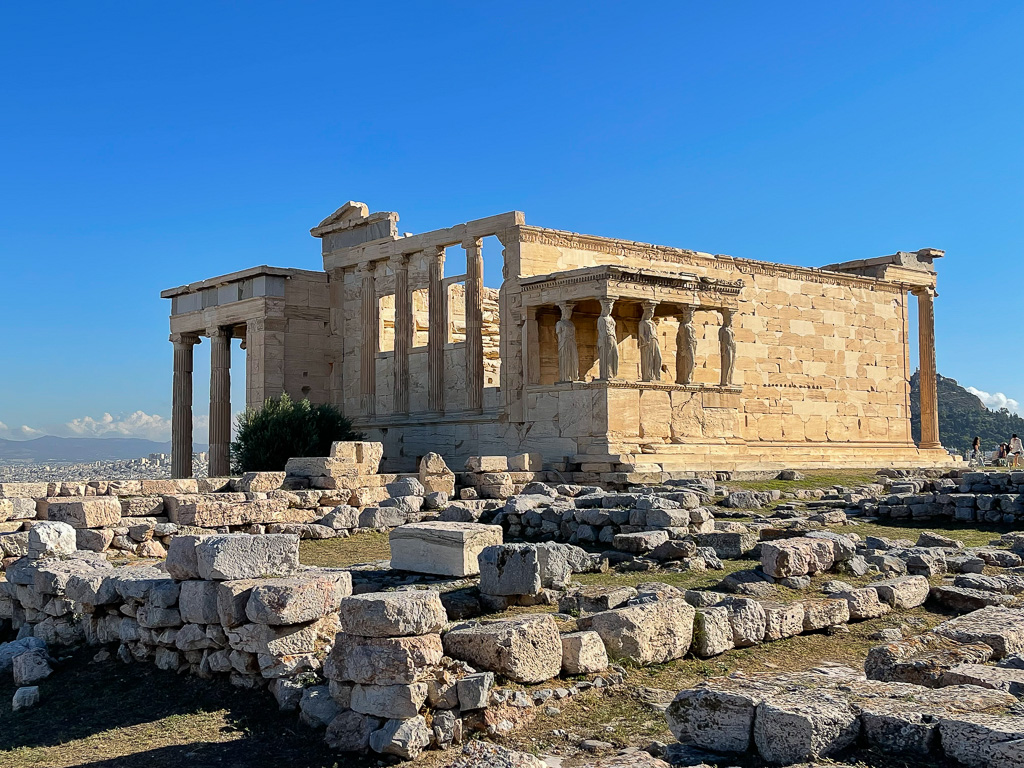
[0,452,211,482]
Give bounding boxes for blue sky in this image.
[0,1,1021,442]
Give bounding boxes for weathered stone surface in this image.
[798,598,850,631]
[298,685,339,728]
[12,686,40,711]
[612,530,669,554]
[587,599,695,665]
[438,741,546,768]
[178,579,221,624]
[76,528,114,552]
[225,615,338,657]
[245,573,351,625]
[667,686,762,753]
[44,497,121,528]
[325,633,444,686]
[368,715,431,759]
[761,600,805,641]
[696,532,758,559]
[164,535,210,580]
[692,606,734,657]
[941,663,1024,695]
[933,606,1024,659]
[930,585,1014,612]
[351,682,428,719]
[325,709,382,752]
[869,575,930,609]
[752,688,860,763]
[865,632,994,686]
[442,615,562,684]
[195,534,299,580]
[236,471,286,493]
[389,522,503,577]
[560,630,609,674]
[12,649,52,686]
[479,544,541,596]
[833,587,890,620]
[27,521,76,559]
[761,537,835,578]
[456,671,493,710]
[858,696,940,755]
[938,713,1024,768]
[717,597,767,647]
[336,590,446,637]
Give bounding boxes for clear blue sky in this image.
[1,1,1021,442]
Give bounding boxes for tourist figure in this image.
[1010,434,1023,469]
[597,298,618,380]
[969,436,985,466]
[555,302,579,382]
[638,301,662,381]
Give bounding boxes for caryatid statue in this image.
[719,308,736,386]
[638,300,662,382]
[555,302,579,382]
[596,298,618,380]
[676,305,697,385]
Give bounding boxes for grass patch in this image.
[725,469,882,493]
[299,530,390,567]
[835,519,1011,549]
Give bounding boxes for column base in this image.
[918,441,943,450]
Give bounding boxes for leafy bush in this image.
[230,394,362,473]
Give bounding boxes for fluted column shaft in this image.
[208,327,232,477]
[428,246,447,413]
[171,333,199,478]
[915,288,941,448]
[464,238,484,412]
[392,255,411,415]
[359,263,378,417]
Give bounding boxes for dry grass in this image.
[835,519,1011,549]
[724,469,882,493]
[299,530,390,567]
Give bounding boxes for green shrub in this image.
[230,394,362,473]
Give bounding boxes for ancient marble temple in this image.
[162,201,950,478]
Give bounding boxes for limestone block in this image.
[165,535,212,580]
[178,580,221,624]
[717,597,767,647]
[368,715,432,760]
[933,606,1024,659]
[456,671,493,710]
[12,686,40,711]
[752,689,860,763]
[236,472,286,493]
[195,534,299,580]
[298,685,340,728]
[612,530,669,554]
[28,521,76,559]
[225,615,338,657]
[245,573,351,625]
[869,576,930,609]
[442,615,562,684]
[761,537,835,578]
[834,587,890,620]
[76,528,113,552]
[587,599,695,665]
[508,453,543,471]
[329,441,383,474]
[865,632,994,687]
[667,687,762,753]
[798,598,850,631]
[389,522,503,578]
[479,544,541,596]
[141,479,198,495]
[12,650,52,686]
[325,710,383,752]
[43,497,121,529]
[325,632,444,686]
[938,713,1024,768]
[351,682,428,720]
[169,497,287,527]
[336,590,446,637]
[693,606,735,657]
[0,498,38,521]
[560,630,609,674]
[695,532,758,559]
[941,663,1024,696]
[216,579,258,627]
[761,601,805,641]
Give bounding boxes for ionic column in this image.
[170,333,199,478]
[914,288,941,448]
[428,246,447,413]
[208,327,232,477]
[464,237,484,412]
[719,308,736,387]
[676,305,697,385]
[391,255,411,415]
[359,262,378,417]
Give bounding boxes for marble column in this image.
[597,298,618,380]
[914,288,941,449]
[719,308,736,387]
[428,246,447,413]
[170,333,199,479]
[208,327,232,477]
[359,262,378,417]
[676,305,697,385]
[392,255,411,415]
[464,238,484,412]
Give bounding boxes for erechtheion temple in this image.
[162,202,950,478]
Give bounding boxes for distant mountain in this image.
[911,372,1024,454]
[0,436,208,463]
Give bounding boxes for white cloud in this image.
[0,421,46,440]
[966,387,1021,415]
[63,411,173,441]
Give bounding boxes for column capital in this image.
[169,332,200,346]
[911,286,937,299]
[207,326,232,339]
[558,301,575,318]
[388,252,409,269]
[461,237,483,251]
[598,297,616,315]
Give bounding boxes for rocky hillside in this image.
[911,371,1024,454]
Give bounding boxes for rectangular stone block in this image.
[389,522,503,577]
[43,497,121,529]
[195,534,300,580]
